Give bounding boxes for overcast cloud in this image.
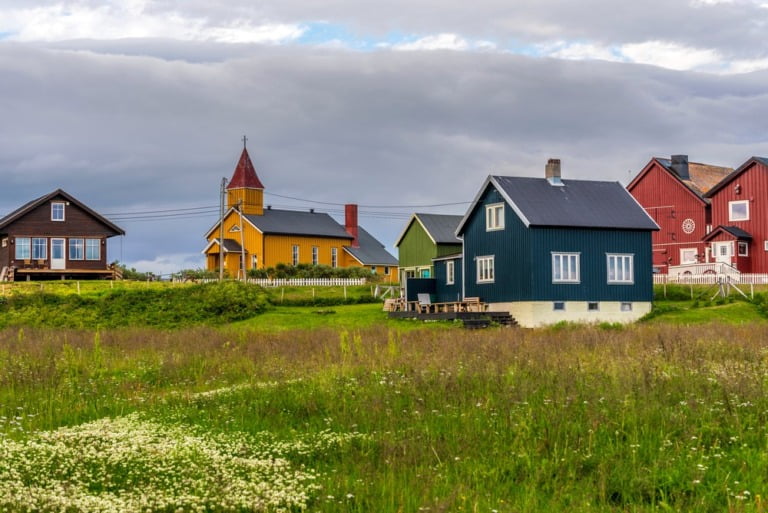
[1,1,767,274]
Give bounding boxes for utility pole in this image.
[219,177,227,281]
[238,199,246,282]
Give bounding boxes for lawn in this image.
[1,282,768,511]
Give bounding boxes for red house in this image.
[627,155,733,273]
[703,157,768,273]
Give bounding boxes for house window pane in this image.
[32,238,47,259]
[446,261,455,285]
[51,202,65,221]
[485,203,505,231]
[15,237,31,259]
[477,256,494,283]
[729,200,749,221]
[70,239,84,260]
[738,242,749,257]
[607,254,633,284]
[552,253,580,283]
[292,245,299,266]
[312,246,319,265]
[85,239,100,260]
[331,248,337,268]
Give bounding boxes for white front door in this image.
[712,242,732,264]
[51,238,66,270]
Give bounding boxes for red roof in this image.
[227,148,264,190]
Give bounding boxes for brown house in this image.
[0,189,125,281]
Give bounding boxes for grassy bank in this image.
[1,324,767,511]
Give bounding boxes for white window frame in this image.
[85,239,100,261]
[738,241,749,257]
[446,260,455,285]
[476,255,495,283]
[228,225,241,232]
[621,302,633,312]
[607,253,634,284]
[729,200,749,222]
[312,246,319,266]
[485,203,505,231]
[69,238,84,260]
[292,245,299,266]
[680,248,698,265]
[15,237,31,260]
[331,247,338,268]
[552,252,580,283]
[51,202,65,222]
[32,237,47,260]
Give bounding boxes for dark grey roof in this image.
[485,176,659,231]
[417,213,463,244]
[221,238,244,252]
[245,209,353,239]
[344,227,398,266]
[704,225,752,241]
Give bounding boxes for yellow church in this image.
[203,147,398,280]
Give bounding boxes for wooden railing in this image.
[654,273,768,285]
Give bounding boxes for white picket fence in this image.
[654,273,768,285]
[245,278,366,287]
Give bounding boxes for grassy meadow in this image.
[1,281,768,511]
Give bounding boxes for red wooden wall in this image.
[708,160,768,273]
[628,161,709,271]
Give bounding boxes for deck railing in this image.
[654,273,768,285]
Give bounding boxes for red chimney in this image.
[345,204,359,248]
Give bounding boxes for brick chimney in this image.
[670,155,689,180]
[545,158,562,185]
[345,204,359,248]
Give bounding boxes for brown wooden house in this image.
[0,189,125,281]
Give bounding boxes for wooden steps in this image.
[462,312,518,329]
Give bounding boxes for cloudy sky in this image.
[1,0,767,274]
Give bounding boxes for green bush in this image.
[247,264,377,281]
[0,281,270,329]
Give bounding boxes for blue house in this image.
[435,159,659,327]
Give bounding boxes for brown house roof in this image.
[226,148,264,190]
[656,158,733,197]
[704,156,768,197]
[0,189,125,236]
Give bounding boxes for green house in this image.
[394,213,462,284]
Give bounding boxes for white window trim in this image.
[51,202,65,222]
[729,200,749,222]
[552,252,580,284]
[485,203,505,231]
[85,238,101,261]
[69,238,84,261]
[331,247,338,268]
[31,237,47,260]
[292,245,299,266]
[680,248,698,265]
[476,255,495,283]
[738,241,749,257]
[446,260,455,285]
[607,253,634,285]
[311,246,319,266]
[15,237,31,260]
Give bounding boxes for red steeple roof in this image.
[227,148,264,190]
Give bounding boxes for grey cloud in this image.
[1,42,766,271]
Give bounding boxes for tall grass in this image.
[2,323,768,511]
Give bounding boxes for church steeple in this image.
[226,137,264,215]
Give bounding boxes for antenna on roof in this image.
[242,135,248,149]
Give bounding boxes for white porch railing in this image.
[246,278,366,287]
[654,273,768,285]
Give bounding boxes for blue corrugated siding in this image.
[530,228,653,301]
[433,257,463,302]
[462,185,532,303]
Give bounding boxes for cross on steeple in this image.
[242,135,248,149]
